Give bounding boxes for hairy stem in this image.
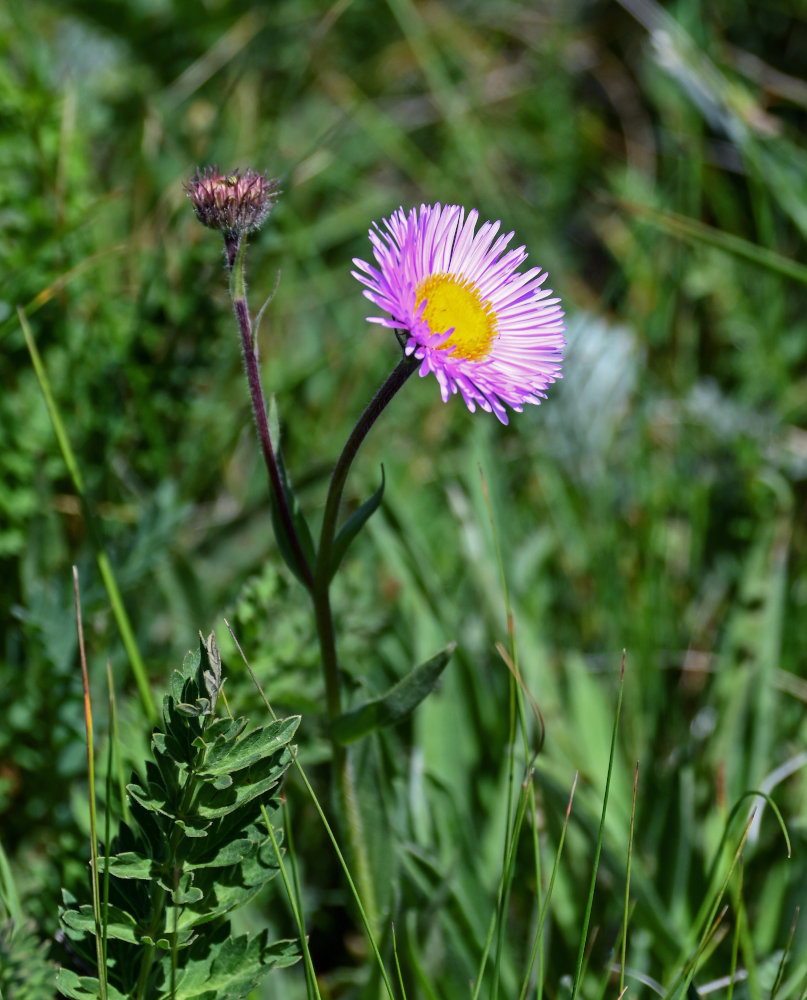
[229,242,314,590]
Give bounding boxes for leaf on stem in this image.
[330,643,456,745]
[267,396,316,586]
[329,466,386,582]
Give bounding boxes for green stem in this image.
[311,352,418,930]
[313,354,418,716]
[228,619,397,1000]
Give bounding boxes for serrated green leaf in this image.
[196,718,248,747]
[60,637,297,995]
[194,749,294,818]
[98,852,157,879]
[165,930,298,999]
[329,465,385,580]
[170,872,204,905]
[0,920,56,999]
[199,716,300,777]
[175,817,211,837]
[331,642,456,744]
[56,969,127,1000]
[61,904,140,944]
[185,833,260,871]
[127,775,171,817]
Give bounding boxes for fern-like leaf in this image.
[0,920,56,999]
[57,634,299,998]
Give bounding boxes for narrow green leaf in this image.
[329,466,385,581]
[19,308,157,721]
[617,197,807,286]
[331,643,456,745]
[269,446,316,587]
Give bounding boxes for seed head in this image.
[185,166,280,236]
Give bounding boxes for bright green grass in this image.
[2,0,806,996]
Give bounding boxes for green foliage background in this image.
[1,0,806,996]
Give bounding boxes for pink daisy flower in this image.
[352,203,565,424]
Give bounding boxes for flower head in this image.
[352,204,565,424]
[185,166,280,236]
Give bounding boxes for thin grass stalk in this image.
[493,643,548,998]
[619,763,639,997]
[404,914,440,1000]
[518,774,578,1000]
[280,798,320,1000]
[666,813,755,1000]
[226,620,396,1000]
[576,925,600,997]
[470,762,534,1000]
[530,784,543,1000]
[614,198,807,286]
[726,858,743,1000]
[102,675,115,973]
[391,923,408,1000]
[20,310,156,722]
[770,908,799,1000]
[281,797,307,936]
[263,805,321,1000]
[73,567,108,1000]
[491,670,519,1000]
[570,651,626,1000]
[677,788,790,991]
[478,466,545,1000]
[681,906,730,989]
[731,876,759,1000]
[726,869,742,1000]
[106,660,130,826]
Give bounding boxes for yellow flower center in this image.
[415,273,497,361]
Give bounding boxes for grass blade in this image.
[73,567,107,1000]
[570,651,627,1000]
[20,308,156,722]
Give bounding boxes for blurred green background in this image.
[2,0,807,995]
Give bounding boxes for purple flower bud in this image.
[185,167,280,236]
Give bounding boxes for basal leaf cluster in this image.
[57,636,299,998]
